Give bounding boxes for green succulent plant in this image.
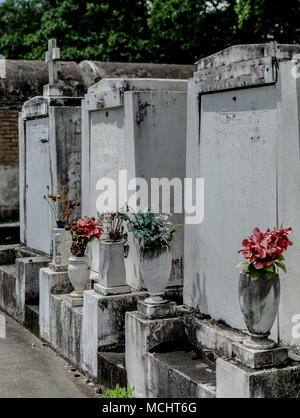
[118,208,181,250]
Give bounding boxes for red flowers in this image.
[71,217,103,256]
[238,226,292,280]
[73,218,102,240]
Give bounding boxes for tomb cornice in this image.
[85,78,187,111]
[193,43,300,94]
[21,95,82,119]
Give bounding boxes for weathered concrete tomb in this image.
[81,77,187,290]
[125,43,300,398]
[2,43,300,398]
[0,41,194,345]
[0,55,194,224]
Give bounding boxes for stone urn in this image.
[239,270,280,349]
[51,228,71,270]
[98,240,126,287]
[68,255,91,297]
[139,246,172,305]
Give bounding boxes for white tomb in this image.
[19,40,82,254]
[184,43,300,346]
[81,78,187,290]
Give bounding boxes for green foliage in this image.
[236,254,287,281]
[0,1,299,63]
[102,384,134,398]
[118,209,181,250]
[235,0,300,44]
[148,0,236,63]
[0,0,152,61]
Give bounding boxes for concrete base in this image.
[0,246,50,322]
[216,357,300,398]
[94,282,131,296]
[64,294,83,307]
[98,352,127,389]
[147,351,216,398]
[81,290,147,378]
[49,294,83,366]
[39,267,73,341]
[15,256,49,323]
[0,264,17,318]
[232,342,288,369]
[125,311,185,397]
[137,300,177,319]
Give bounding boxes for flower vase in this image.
[139,246,172,304]
[68,255,91,297]
[239,270,280,349]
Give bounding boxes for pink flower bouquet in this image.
[237,226,293,280]
[70,217,103,256]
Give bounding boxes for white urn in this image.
[139,246,172,305]
[68,255,91,297]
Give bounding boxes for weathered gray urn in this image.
[140,246,172,304]
[239,271,280,349]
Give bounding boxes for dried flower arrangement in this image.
[98,211,129,258]
[43,185,80,228]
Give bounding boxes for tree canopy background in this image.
[0,0,299,63]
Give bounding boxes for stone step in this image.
[98,352,127,389]
[25,304,39,337]
[0,264,17,317]
[187,315,247,358]
[147,349,216,398]
[15,247,48,259]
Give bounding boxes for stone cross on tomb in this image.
[43,39,62,96]
[45,39,60,84]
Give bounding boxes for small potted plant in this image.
[237,226,293,349]
[67,217,103,297]
[44,185,80,270]
[97,211,129,289]
[119,209,181,305]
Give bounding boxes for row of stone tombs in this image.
[5,42,300,397]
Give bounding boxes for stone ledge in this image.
[137,300,177,319]
[94,282,131,296]
[186,315,247,357]
[216,357,300,398]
